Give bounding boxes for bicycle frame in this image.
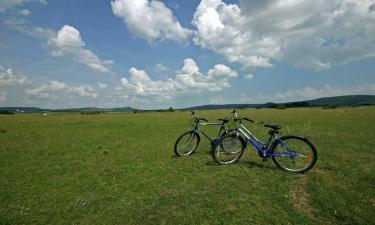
[192,121,227,143]
[236,123,295,158]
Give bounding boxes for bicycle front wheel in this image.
[174,131,200,156]
[271,136,317,173]
[212,133,245,165]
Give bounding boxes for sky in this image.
[0,0,375,109]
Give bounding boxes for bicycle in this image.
[174,111,245,157]
[212,110,317,173]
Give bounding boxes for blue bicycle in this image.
[212,110,317,173]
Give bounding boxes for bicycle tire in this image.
[212,133,246,165]
[174,131,200,156]
[271,136,317,173]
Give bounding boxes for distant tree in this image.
[168,107,174,112]
[276,105,286,110]
[285,101,311,108]
[80,111,102,115]
[357,102,373,106]
[323,105,337,109]
[265,102,278,108]
[0,110,14,115]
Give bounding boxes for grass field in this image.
[1,107,375,225]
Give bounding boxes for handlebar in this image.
[200,118,208,122]
[190,111,208,122]
[217,118,230,123]
[194,117,208,122]
[231,109,238,118]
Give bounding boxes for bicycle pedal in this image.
[211,139,219,146]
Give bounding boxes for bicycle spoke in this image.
[272,137,317,173]
[213,134,244,164]
[174,132,199,156]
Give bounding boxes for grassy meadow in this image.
[0,107,374,225]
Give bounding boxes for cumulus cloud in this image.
[355,83,375,92]
[0,0,47,12]
[192,0,375,70]
[209,93,253,104]
[48,25,113,73]
[116,58,238,101]
[272,85,344,100]
[25,80,98,99]
[18,8,30,16]
[3,22,111,74]
[175,59,238,91]
[258,83,375,102]
[97,82,108,89]
[111,0,192,42]
[244,74,254,80]
[155,63,168,72]
[0,66,28,85]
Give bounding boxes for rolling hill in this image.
[1,95,374,113]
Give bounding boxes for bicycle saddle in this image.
[264,124,282,130]
[217,118,230,123]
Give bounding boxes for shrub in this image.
[0,110,14,115]
[80,111,103,115]
[323,105,337,109]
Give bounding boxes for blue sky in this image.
[0,0,375,109]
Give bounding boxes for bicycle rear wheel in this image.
[271,136,317,173]
[174,131,200,156]
[212,133,245,165]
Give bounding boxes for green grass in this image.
[1,107,374,224]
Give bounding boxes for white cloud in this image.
[355,83,375,92]
[192,0,375,69]
[97,82,108,89]
[4,17,113,75]
[211,82,375,104]
[0,0,46,12]
[0,66,28,85]
[244,74,254,80]
[273,85,344,100]
[25,80,98,99]
[111,0,192,43]
[257,83,375,102]
[118,67,178,100]
[209,93,253,104]
[175,59,237,91]
[0,91,7,102]
[155,63,168,72]
[116,58,238,101]
[48,25,113,73]
[4,15,56,39]
[18,8,30,16]
[209,96,226,104]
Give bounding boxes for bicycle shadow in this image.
[205,159,279,171]
[170,148,211,159]
[243,160,278,171]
